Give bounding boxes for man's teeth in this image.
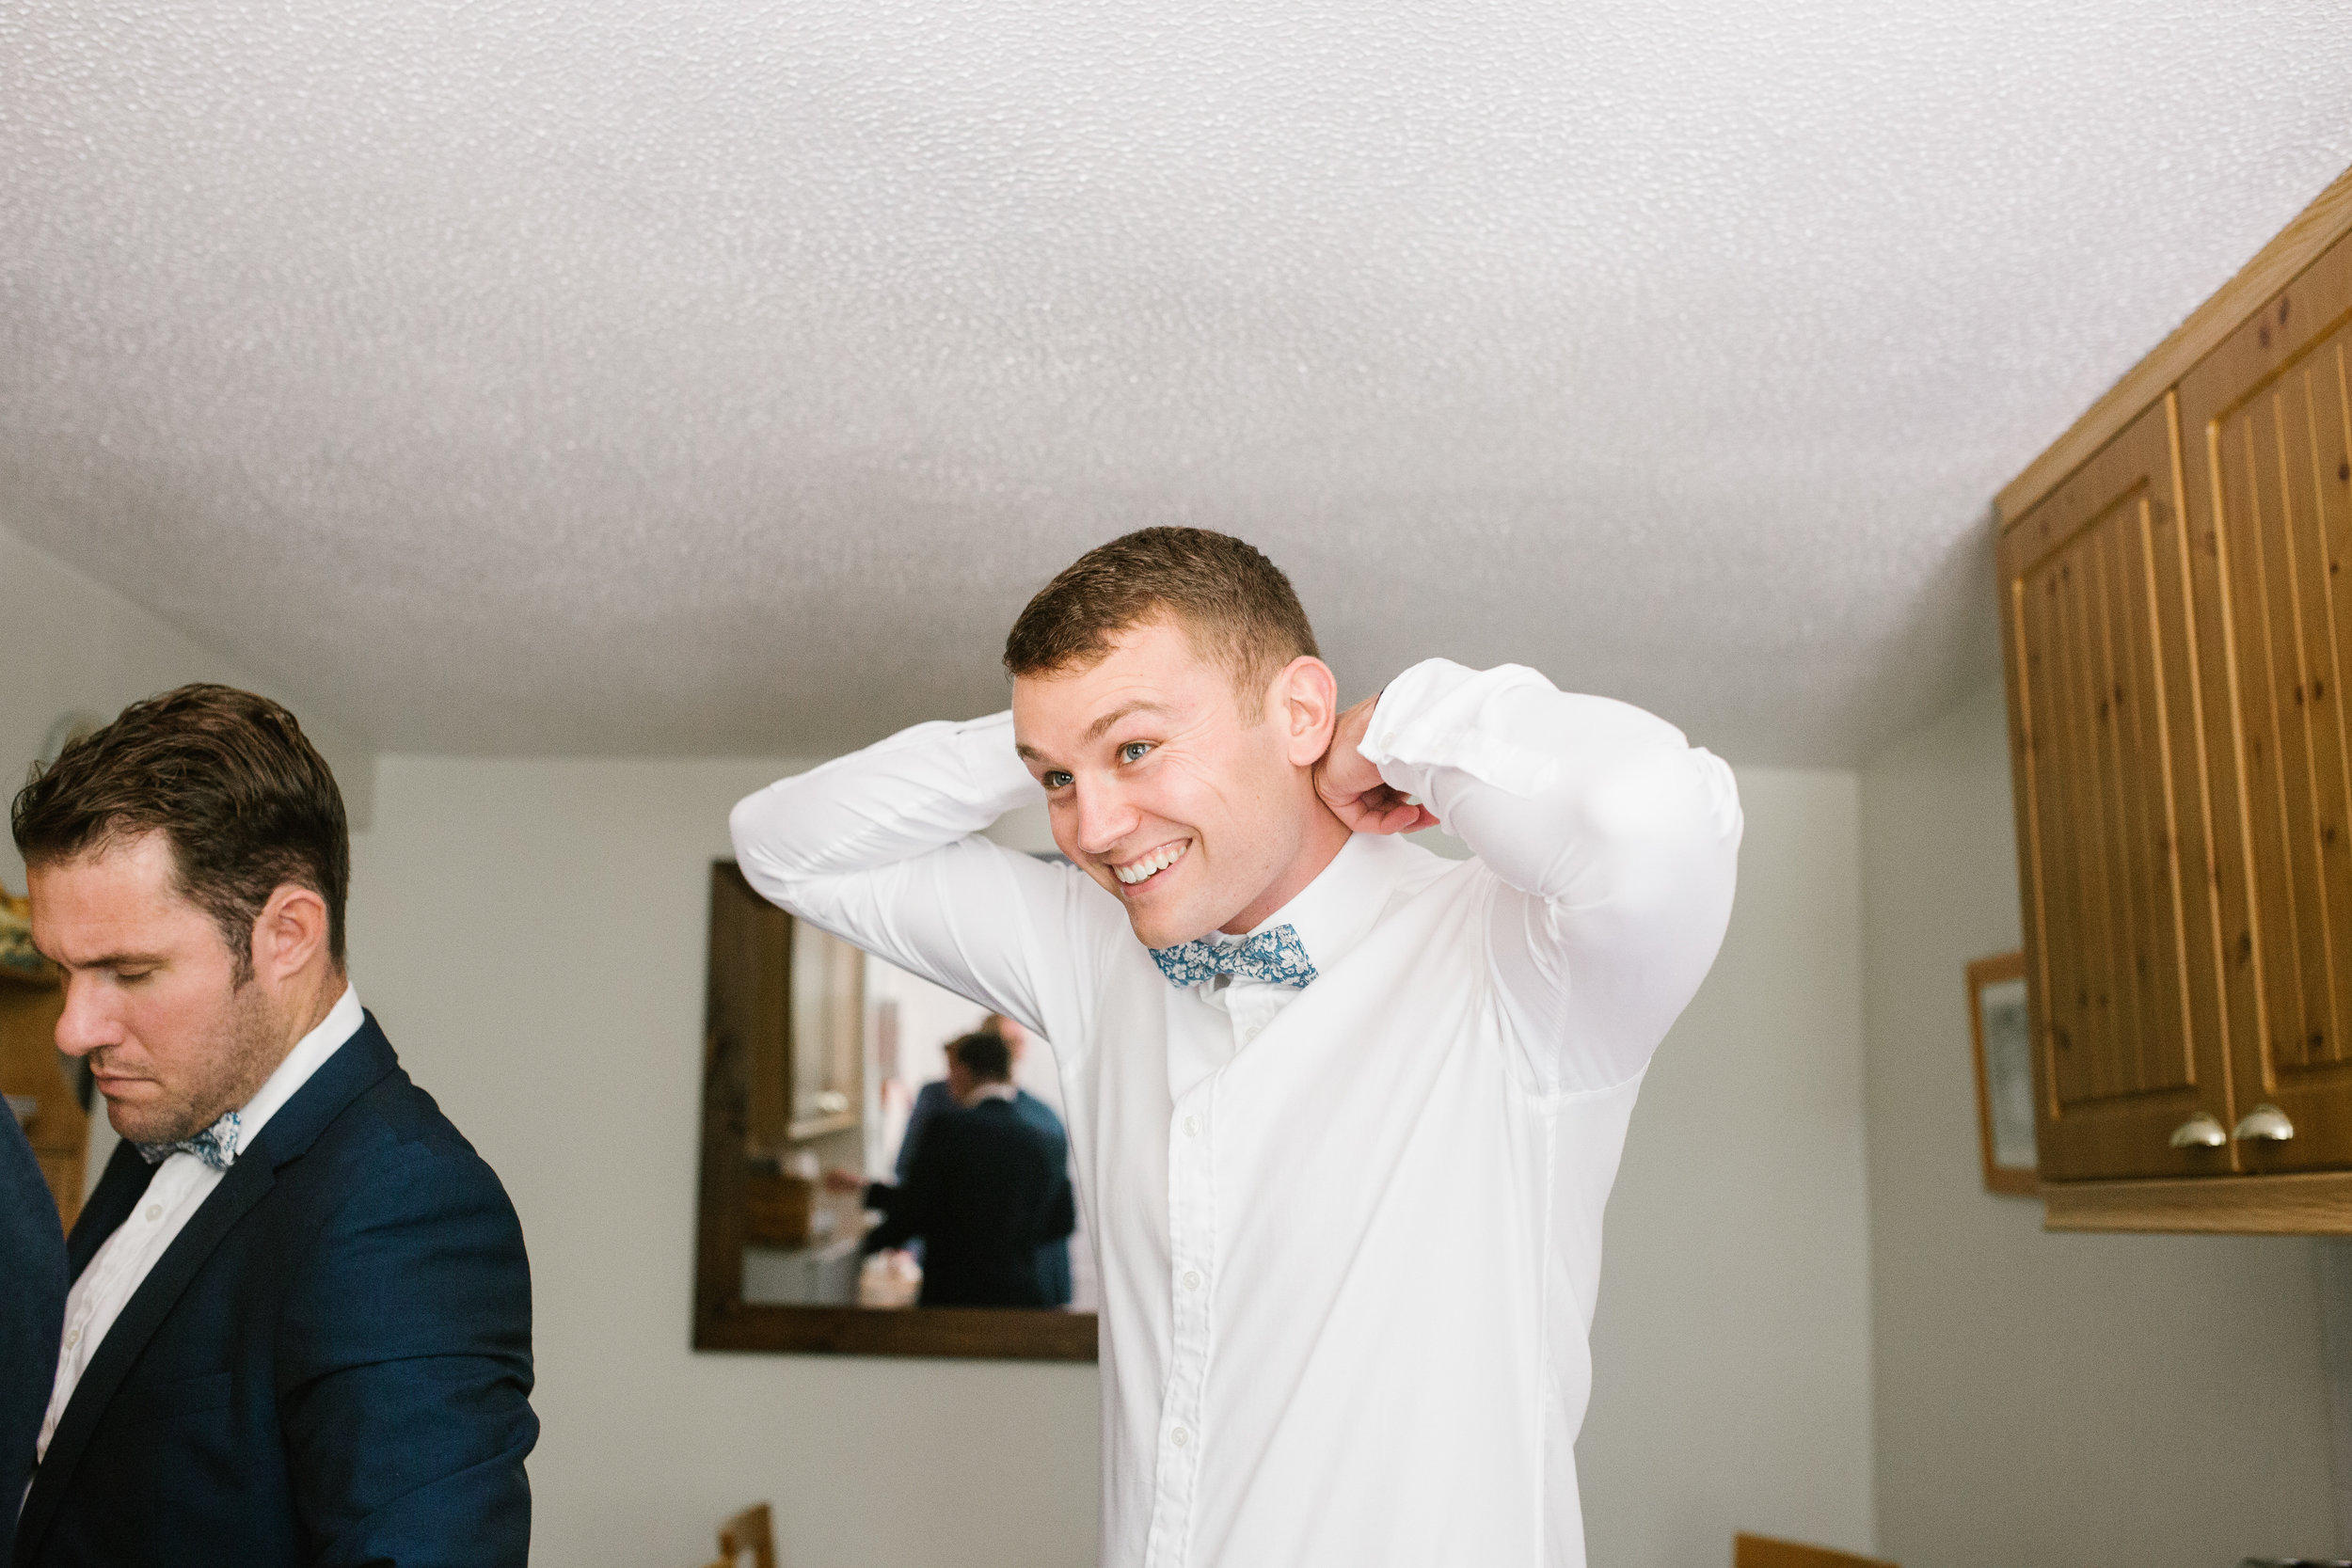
[1113,843,1187,885]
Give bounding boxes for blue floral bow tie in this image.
[1149,924,1318,991]
[135,1108,242,1173]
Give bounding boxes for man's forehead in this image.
[31,826,180,879]
[1012,663,1215,757]
[28,832,195,930]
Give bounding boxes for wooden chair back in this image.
[717,1502,776,1568]
[1735,1532,1897,1568]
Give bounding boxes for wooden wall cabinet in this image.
[1997,167,2352,1231]
[2178,237,2352,1178]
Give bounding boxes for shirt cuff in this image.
[1357,658,1564,800]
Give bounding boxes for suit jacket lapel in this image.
[17,1016,400,1560]
[15,1157,276,1560]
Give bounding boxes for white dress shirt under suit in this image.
[730,658,1741,1568]
[33,983,365,1467]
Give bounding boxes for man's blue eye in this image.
[1120,742,1152,764]
[1044,771,1073,789]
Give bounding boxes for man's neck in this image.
[278,966,348,1061]
[1218,801,1352,936]
[230,968,348,1116]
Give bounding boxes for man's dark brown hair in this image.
[947,1030,1013,1085]
[11,684,350,974]
[1003,528,1319,712]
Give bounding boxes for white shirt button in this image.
[1184,1117,1200,1137]
[1171,1426,1190,1448]
[144,1205,161,1222]
[63,1327,79,1348]
[1183,1270,1201,1291]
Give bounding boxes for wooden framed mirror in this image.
[692,863,1096,1360]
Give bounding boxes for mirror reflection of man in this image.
[892,1013,1073,1306]
[735,528,1740,1568]
[833,1031,1075,1307]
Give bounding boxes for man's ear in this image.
[1270,657,1340,767]
[250,883,331,986]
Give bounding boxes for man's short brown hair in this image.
[12,684,350,974]
[1003,528,1319,710]
[947,1030,1013,1084]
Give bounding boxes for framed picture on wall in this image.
[1966,951,2037,1196]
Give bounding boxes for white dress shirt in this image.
[731,658,1740,1568]
[34,984,364,1465]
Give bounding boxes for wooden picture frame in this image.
[694,863,1096,1362]
[1966,951,2038,1196]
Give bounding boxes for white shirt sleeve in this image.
[727,711,1116,1050]
[1358,658,1742,1094]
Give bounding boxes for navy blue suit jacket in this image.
[897,1081,1074,1306]
[13,1014,537,1568]
[1,1111,67,1568]
[866,1098,1075,1308]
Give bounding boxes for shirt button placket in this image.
[1147,1085,1218,1568]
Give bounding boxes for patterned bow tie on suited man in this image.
[134,1108,242,1172]
[1148,924,1319,990]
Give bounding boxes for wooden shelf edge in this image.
[1995,160,2352,530]
[2042,1170,2352,1235]
[695,1303,1100,1362]
[783,1111,858,1143]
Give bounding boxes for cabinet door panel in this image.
[2181,229,2352,1170]
[2000,394,2234,1179]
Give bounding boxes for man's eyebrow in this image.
[1082,701,1170,746]
[56,949,168,971]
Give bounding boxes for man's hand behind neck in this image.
[1312,693,1441,837]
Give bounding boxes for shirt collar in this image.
[227,983,365,1158]
[1223,832,1420,979]
[964,1082,1019,1106]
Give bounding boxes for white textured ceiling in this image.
[5,2,2350,764]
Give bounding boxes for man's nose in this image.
[53,977,122,1058]
[1072,780,1139,859]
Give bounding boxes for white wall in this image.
[1861,682,2339,1567]
[344,753,1878,1568]
[0,522,373,895]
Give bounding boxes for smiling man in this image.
[11,685,534,1568]
[731,528,1741,1568]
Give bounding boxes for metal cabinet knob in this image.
[2169,1113,2228,1148]
[2233,1103,2295,1143]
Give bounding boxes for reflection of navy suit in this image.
[898,1080,1073,1306]
[13,1015,536,1568]
[2,1112,67,1568]
[867,1098,1075,1307]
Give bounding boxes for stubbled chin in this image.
[103,1095,186,1145]
[106,1105,164,1141]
